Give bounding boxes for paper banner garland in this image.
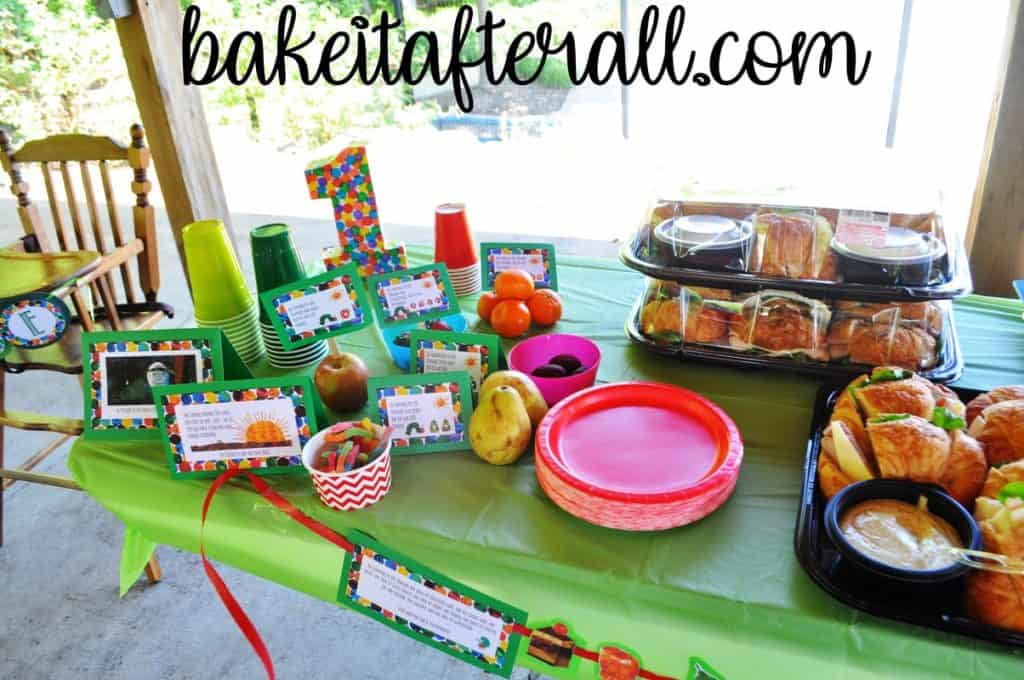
[197,469,726,680]
[339,529,526,677]
[305,144,408,278]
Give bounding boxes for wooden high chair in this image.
[0,125,171,581]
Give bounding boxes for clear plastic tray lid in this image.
[636,278,947,371]
[626,199,963,297]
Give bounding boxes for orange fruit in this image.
[490,300,532,338]
[527,289,563,326]
[476,291,500,321]
[494,269,535,301]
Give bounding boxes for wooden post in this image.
[114,1,234,292]
[966,0,1024,296]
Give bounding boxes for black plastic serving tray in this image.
[624,298,964,384]
[795,384,1024,649]
[619,234,973,303]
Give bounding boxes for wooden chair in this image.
[0,124,171,581]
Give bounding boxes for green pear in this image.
[480,370,548,427]
[469,386,532,465]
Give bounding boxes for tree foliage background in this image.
[0,0,589,150]
[0,0,437,150]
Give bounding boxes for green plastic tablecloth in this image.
[69,248,1024,679]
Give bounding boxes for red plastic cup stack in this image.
[434,203,480,297]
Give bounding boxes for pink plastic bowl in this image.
[507,333,601,406]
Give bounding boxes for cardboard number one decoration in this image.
[0,293,72,350]
[305,144,408,278]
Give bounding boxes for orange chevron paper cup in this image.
[302,430,392,511]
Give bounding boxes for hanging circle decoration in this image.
[0,293,72,349]
[0,333,8,360]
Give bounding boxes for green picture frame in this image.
[82,328,248,441]
[408,329,500,398]
[367,371,473,455]
[153,376,322,479]
[338,529,527,677]
[367,263,460,329]
[479,242,558,290]
[259,264,372,351]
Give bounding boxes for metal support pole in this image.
[886,0,914,147]
[620,0,630,139]
[391,0,415,106]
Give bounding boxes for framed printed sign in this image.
[480,243,557,290]
[409,330,500,398]
[338,529,527,677]
[0,293,71,349]
[82,329,243,440]
[259,264,372,350]
[367,372,473,455]
[153,377,321,478]
[367,264,459,328]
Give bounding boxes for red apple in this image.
[314,352,369,413]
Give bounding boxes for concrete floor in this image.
[0,198,618,679]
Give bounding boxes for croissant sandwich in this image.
[754,211,838,281]
[967,462,1024,632]
[827,319,937,370]
[967,386,1024,423]
[639,284,732,346]
[729,291,830,361]
[967,397,1024,466]
[818,367,984,506]
[833,300,943,336]
[828,301,942,370]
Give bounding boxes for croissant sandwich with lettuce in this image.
[729,290,830,362]
[639,283,732,346]
[818,367,986,506]
[967,462,1024,632]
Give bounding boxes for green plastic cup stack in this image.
[184,219,265,365]
[250,223,327,369]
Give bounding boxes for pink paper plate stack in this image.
[534,382,743,531]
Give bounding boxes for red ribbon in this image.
[200,470,276,680]
[200,469,354,680]
[199,469,681,680]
